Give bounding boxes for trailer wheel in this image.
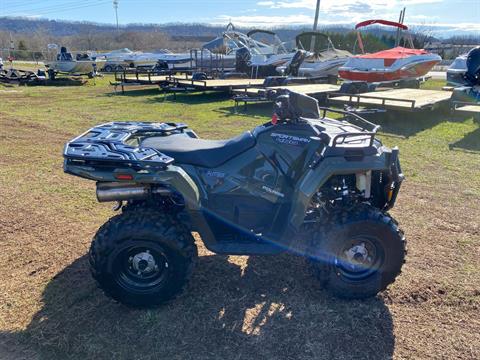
[310,204,406,299]
[89,209,197,307]
[103,65,113,73]
[340,82,368,94]
[400,79,420,89]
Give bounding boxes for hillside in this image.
[0,16,346,41]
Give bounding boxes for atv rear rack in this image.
[316,106,381,149]
[63,122,187,171]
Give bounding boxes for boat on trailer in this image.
[46,47,98,78]
[338,20,441,88]
[278,31,352,78]
[245,29,294,77]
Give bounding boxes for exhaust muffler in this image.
[96,182,170,202]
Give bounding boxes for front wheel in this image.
[310,204,406,299]
[89,210,197,307]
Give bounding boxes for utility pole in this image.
[310,0,321,51]
[113,0,119,32]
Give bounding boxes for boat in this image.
[277,31,352,78]
[338,20,441,84]
[46,47,96,75]
[447,53,468,86]
[451,47,480,104]
[200,26,294,77]
[245,29,294,77]
[96,48,141,71]
[200,27,246,71]
[95,48,192,72]
[126,50,192,70]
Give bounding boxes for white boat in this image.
[96,48,139,71]
[95,48,191,71]
[284,32,352,78]
[202,27,294,77]
[123,50,191,69]
[46,47,96,75]
[447,54,468,86]
[243,29,295,77]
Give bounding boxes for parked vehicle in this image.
[339,20,441,92]
[63,91,406,307]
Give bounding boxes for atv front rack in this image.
[64,122,187,171]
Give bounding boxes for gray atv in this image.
[64,91,406,307]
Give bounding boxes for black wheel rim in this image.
[334,236,384,281]
[113,242,171,293]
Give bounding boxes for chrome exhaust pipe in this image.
[96,182,170,203]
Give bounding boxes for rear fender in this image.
[65,162,200,211]
[153,166,201,211]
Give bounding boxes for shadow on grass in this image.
[104,87,163,97]
[216,102,274,118]
[115,90,233,105]
[361,109,448,138]
[42,78,88,87]
[147,91,232,105]
[449,126,480,152]
[1,253,395,360]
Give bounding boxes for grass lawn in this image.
[0,76,479,359]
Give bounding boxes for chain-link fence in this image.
[0,48,48,62]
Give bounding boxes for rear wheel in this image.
[310,204,406,299]
[103,65,113,73]
[89,209,197,307]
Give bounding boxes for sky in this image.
[0,0,479,37]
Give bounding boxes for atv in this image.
[63,91,406,307]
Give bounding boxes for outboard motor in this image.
[154,60,169,71]
[464,46,480,87]
[235,47,252,75]
[284,50,306,77]
[263,50,308,87]
[191,72,208,81]
[452,47,480,103]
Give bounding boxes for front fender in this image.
[288,149,394,230]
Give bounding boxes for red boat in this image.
[339,20,441,84]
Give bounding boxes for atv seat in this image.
[141,132,255,168]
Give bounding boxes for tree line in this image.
[1,25,477,61]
